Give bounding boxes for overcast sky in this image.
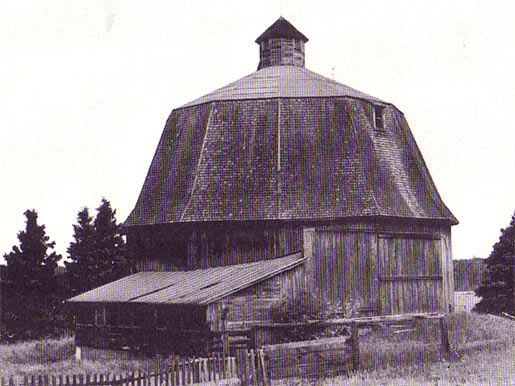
[1,0,514,262]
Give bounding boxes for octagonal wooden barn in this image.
[69,17,458,358]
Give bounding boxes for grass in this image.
[274,312,515,386]
[274,345,515,385]
[0,312,513,381]
[356,312,515,371]
[0,337,162,377]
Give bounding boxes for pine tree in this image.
[65,207,95,296]
[474,211,515,315]
[3,209,62,339]
[92,198,128,288]
[66,198,127,296]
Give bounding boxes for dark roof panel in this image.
[67,253,305,305]
[125,96,457,227]
[126,103,212,226]
[255,17,308,44]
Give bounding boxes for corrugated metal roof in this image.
[67,252,305,305]
[180,66,382,108]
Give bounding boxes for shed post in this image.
[75,346,82,361]
[439,316,451,357]
[302,227,316,290]
[351,321,360,370]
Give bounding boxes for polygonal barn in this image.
[68,17,458,358]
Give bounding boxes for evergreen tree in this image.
[474,211,515,315]
[66,198,127,296]
[3,209,62,339]
[65,207,95,296]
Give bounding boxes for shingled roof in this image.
[180,66,382,108]
[124,19,457,228]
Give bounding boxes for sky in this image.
[1,0,514,262]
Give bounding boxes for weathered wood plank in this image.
[370,233,379,312]
[263,336,353,379]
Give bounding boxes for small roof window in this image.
[374,105,385,130]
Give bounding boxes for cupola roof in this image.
[255,16,308,44]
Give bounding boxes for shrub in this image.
[270,290,355,342]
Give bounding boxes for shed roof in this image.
[67,252,305,305]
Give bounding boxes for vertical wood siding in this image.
[208,264,307,330]
[311,222,453,316]
[314,231,379,314]
[130,224,303,272]
[378,235,443,314]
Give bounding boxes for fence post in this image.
[440,316,451,358]
[258,349,269,386]
[351,321,360,371]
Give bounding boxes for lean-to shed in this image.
[69,17,458,357]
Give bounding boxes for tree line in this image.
[1,202,514,341]
[1,198,128,341]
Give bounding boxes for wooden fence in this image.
[0,355,237,386]
[2,313,451,386]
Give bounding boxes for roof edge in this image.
[124,213,458,230]
[200,252,306,304]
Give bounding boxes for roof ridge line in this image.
[180,101,216,221]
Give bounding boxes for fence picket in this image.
[0,354,238,386]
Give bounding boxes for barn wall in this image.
[307,221,454,316]
[73,302,210,356]
[207,263,307,331]
[128,223,303,271]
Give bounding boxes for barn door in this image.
[314,231,379,315]
[378,235,443,314]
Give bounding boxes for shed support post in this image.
[302,227,316,291]
[439,316,451,358]
[351,322,360,371]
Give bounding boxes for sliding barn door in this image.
[378,235,443,314]
[314,231,379,315]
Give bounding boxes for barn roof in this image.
[180,66,382,108]
[124,18,457,228]
[67,252,305,305]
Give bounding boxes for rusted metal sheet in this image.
[68,253,305,306]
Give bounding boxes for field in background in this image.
[0,312,513,382]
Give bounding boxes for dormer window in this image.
[374,105,385,130]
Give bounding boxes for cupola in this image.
[255,17,308,70]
